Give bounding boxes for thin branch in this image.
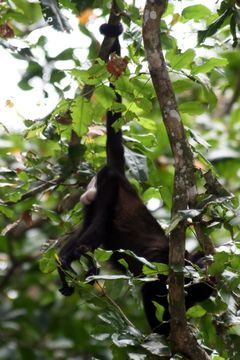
[97,280,137,329]
[143,1,210,359]
[1,179,61,206]
[193,223,215,255]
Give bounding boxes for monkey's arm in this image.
[58,169,119,295]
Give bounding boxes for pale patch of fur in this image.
[80,176,97,205]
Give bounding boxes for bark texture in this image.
[143,1,210,359]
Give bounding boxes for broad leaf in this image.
[152,301,165,322]
[182,5,211,21]
[187,305,206,318]
[94,85,116,109]
[124,147,148,182]
[192,58,228,75]
[71,96,93,136]
[166,49,195,70]
[179,101,204,115]
[198,9,232,44]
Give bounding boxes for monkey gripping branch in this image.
[143,1,211,359]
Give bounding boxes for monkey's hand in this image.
[56,253,77,296]
[57,245,100,296]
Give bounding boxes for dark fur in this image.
[100,23,123,37]
[58,23,213,335]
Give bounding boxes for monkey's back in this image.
[104,175,169,275]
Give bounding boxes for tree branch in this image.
[1,180,61,206]
[143,1,210,358]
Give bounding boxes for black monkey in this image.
[58,22,213,336]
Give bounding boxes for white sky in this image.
[0,0,217,131]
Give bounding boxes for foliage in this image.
[0,0,240,359]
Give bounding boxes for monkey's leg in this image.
[185,281,213,310]
[141,278,169,336]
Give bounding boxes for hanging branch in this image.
[143,1,210,359]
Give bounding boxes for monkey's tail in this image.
[100,22,125,175]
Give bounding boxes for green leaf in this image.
[39,249,57,274]
[152,301,165,322]
[198,9,232,44]
[159,186,172,209]
[37,208,61,224]
[187,127,211,149]
[128,353,147,360]
[179,101,204,115]
[112,332,137,348]
[0,205,14,219]
[172,79,193,93]
[141,333,170,356]
[143,187,161,202]
[53,48,74,61]
[118,249,156,269]
[178,209,202,219]
[186,305,206,318]
[115,76,135,101]
[230,255,240,269]
[182,5,211,21]
[166,49,195,70]
[166,214,182,234]
[8,191,22,203]
[51,99,70,119]
[115,0,125,11]
[71,62,108,85]
[143,262,169,276]
[99,311,123,327]
[94,85,116,109]
[191,58,228,75]
[71,96,93,136]
[25,125,46,139]
[118,258,129,270]
[94,248,113,262]
[201,86,217,110]
[86,274,130,282]
[209,252,229,275]
[17,171,29,182]
[134,97,152,113]
[124,147,148,182]
[228,324,240,336]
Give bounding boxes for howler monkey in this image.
[58,22,213,336]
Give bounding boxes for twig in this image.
[1,179,61,206]
[97,280,137,330]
